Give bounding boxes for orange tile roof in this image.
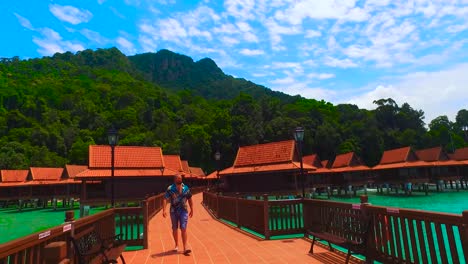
[30,167,64,181]
[331,165,370,173]
[181,160,191,174]
[88,145,164,169]
[205,171,218,179]
[331,152,355,168]
[234,140,295,167]
[415,146,447,161]
[452,147,468,161]
[379,146,416,164]
[65,165,88,178]
[321,160,331,168]
[163,155,183,173]
[75,168,178,178]
[372,160,433,170]
[189,167,205,177]
[303,154,323,168]
[0,178,80,187]
[1,170,29,182]
[220,162,316,176]
[433,160,465,166]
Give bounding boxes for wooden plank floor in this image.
[121,193,363,264]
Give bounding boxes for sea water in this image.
[329,190,468,214]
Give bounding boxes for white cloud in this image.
[224,0,257,20]
[239,48,265,56]
[110,7,126,19]
[158,18,188,43]
[447,23,468,33]
[324,56,358,68]
[49,4,93,25]
[116,36,137,54]
[263,18,301,50]
[97,0,106,4]
[305,30,321,38]
[270,62,304,74]
[221,36,240,46]
[139,35,157,52]
[33,28,84,56]
[80,29,110,45]
[270,76,336,100]
[14,13,34,30]
[236,21,259,42]
[275,0,368,25]
[348,64,468,122]
[307,73,335,80]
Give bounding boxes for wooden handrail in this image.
[203,191,468,262]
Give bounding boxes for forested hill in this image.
[129,49,293,101]
[0,47,466,171]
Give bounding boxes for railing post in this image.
[143,199,149,249]
[43,241,69,264]
[461,211,468,258]
[360,195,374,263]
[263,194,270,240]
[235,193,240,228]
[216,193,219,218]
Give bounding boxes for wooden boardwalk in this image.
[121,193,362,264]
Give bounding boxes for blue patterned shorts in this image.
[170,210,188,230]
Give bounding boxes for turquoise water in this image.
[328,190,468,214]
[0,204,106,244]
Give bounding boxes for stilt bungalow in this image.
[450,147,468,187]
[75,145,179,205]
[415,146,464,190]
[218,140,316,194]
[303,154,331,188]
[0,170,29,204]
[372,146,432,194]
[328,152,371,195]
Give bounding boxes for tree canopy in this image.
[0,48,466,171]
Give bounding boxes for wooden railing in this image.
[366,206,467,263]
[0,209,115,264]
[115,207,144,247]
[269,199,303,237]
[203,192,468,263]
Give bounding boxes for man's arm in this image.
[188,197,193,217]
[162,198,168,218]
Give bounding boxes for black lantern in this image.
[294,127,305,198]
[463,125,468,141]
[108,127,118,207]
[214,150,221,193]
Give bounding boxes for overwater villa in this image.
[218,140,316,194]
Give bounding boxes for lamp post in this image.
[108,127,118,207]
[214,151,221,194]
[294,127,305,198]
[463,125,468,141]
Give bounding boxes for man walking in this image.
[162,175,193,255]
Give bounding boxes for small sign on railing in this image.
[38,230,51,239]
[352,204,361,210]
[63,224,72,232]
[387,208,399,214]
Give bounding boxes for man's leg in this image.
[180,211,190,254]
[173,229,179,249]
[170,212,179,250]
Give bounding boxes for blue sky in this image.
[2,0,468,123]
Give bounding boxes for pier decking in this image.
[121,193,361,264]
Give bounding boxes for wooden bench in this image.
[70,226,127,264]
[306,210,371,263]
